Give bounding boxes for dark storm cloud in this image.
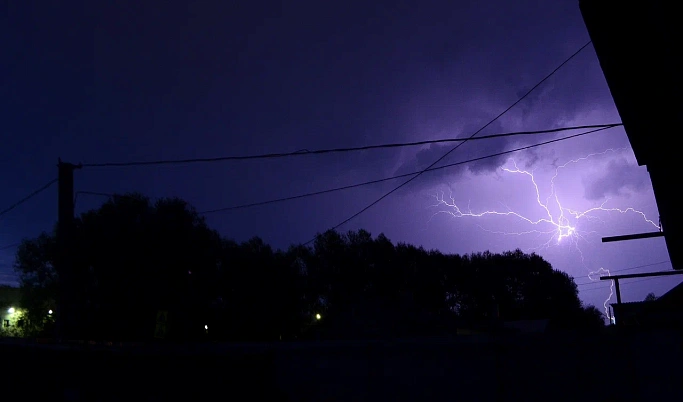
[389,110,570,192]
[583,157,650,200]
[383,35,617,193]
[391,121,509,183]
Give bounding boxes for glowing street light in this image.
[7,307,15,314]
[315,313,321,320]
[48,309,53,315]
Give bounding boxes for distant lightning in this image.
[586,267,614,320]
[430,148,659,318]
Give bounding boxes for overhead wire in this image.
[73,190,116,211]
[0,177,57,284]
[579,275,683,292]
[78,122,619,167]
[200,126,614,214]
[76,126,616,215]
[574,260,672,286]
[0,243,20,251]
[302,41,594,245]
[0,178,58,219]
[574,261,672,284]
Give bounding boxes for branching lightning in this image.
[430,148,659,319]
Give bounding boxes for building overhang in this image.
[580,0,682,269]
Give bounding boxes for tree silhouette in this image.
[13,193,602,341]
[214,237,303,341]
[13,233,57,336]
[77,194,225,340]
[15,193,224,340]
[644,292,657,302]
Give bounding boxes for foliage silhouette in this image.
[13,192,603,341]
[13,234,57,336]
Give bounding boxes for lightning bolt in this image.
[430,148,659,319]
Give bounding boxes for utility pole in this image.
[56,159,82,341]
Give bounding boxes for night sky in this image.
[2,0,678,314]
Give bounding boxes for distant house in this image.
[0,285,24,336]
[611,282,683,328]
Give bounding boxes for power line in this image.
[579,275,682,293]
[573,260,671,285]
[77,126,615,214]
[0,178,58,219]
[302,41,594,245]
[201,126,613,214]
[79,122,620,168]
[74,191,116,210]
[0,243,20,252]
[577,265,677,291]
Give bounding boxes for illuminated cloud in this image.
[582,157,650,201]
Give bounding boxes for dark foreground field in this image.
[1,329,682,401]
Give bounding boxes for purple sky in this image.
[2,0,678,314]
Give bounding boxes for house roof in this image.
[610,281,683,309]
[611,301,647,306]
[654,281,683,305]
[579,0,683,270]
[610,302,650,317]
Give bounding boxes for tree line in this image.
[13,193,604,341]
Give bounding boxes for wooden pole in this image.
[614,279,622,305]
[56,159,81,340]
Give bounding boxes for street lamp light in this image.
[315,313,321,320]
[7,307,15,314]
